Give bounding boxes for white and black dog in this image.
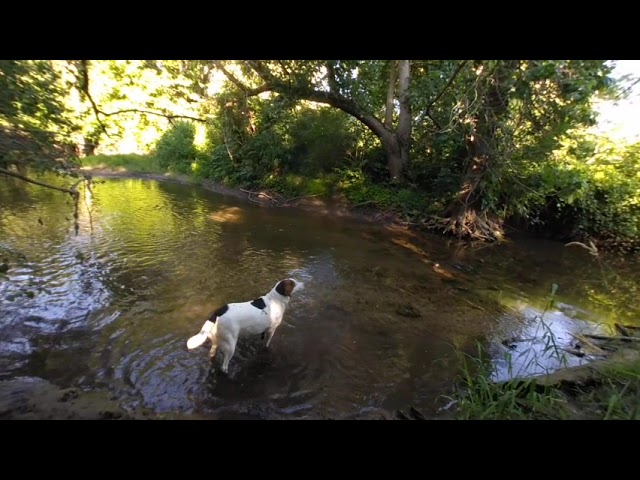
[186,278,304,373]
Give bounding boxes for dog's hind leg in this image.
[208,340,218,361]
[265,327,277,348]
[218,336,237,374]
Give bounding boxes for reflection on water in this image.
[1,174,639,418]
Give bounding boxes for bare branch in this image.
[99,108,206,123]
[427,60,469,111]
[277,60,291,78]
[77,60,113,138]
[73,60,207,135]
[0,167,80,197]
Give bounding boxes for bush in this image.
[509,133,640,244]
[153,121,198,174]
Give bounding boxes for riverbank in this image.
[79,155,639,254]
[80,166,412,233]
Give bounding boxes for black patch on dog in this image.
[208,304,229,323]
[261,332,266,340]
[251,297,266,310]
[275,279,295,297]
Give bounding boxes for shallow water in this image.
[1,175,638,419]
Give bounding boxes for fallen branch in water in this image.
[584,333,640,343]
[239,188,319,207]
[614,323,638,337]
[618,324,640,331]
[0,167,94,236]
[562,347,586,358]
[569,333,608,356]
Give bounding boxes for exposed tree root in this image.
[424,207,505,242]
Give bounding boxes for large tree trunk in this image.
[440,60,517,241]
[381,132,403,181]
[397,60,412,170]
[384,61,397,129]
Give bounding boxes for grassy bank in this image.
[447,284,640,420]
[450,345,640,420]
[81,154,163,174]
[81,153,438,223]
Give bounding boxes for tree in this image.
[210,60,417,182]
[435,60,616,240]
[0,60,84,196]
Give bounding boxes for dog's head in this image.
[273,278,304,297]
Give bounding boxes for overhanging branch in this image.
[99,108,206,123]
[0,167,81,197]
[75,60,207,135]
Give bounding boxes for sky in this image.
[592,60,640,143]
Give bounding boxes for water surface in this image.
[1,175,638,418]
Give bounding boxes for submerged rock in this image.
[396,303,421,318]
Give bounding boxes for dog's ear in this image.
[275,279,296,297]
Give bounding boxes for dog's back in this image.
[217,298,275,336]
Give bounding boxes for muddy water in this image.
[1,175,639,419]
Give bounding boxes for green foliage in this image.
[0,60,75,133]
[501,131,640,244]
[0,60,79,173]
[286,107,361,176]
[263,173,335,198]
[337,166,435,220]
[153,121,198,174]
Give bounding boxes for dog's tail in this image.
[186,318,218,350]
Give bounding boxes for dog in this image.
[186,278,304,373]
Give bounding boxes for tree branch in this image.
[99,108,207,123]
[242,61,392,142]
[423,60,468,130]
[213,61,392,144]
[74,60,207,135]
[77,60,113,138]
[0,167,80,197]
[211,60,271,97]
[246,60,278,85]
